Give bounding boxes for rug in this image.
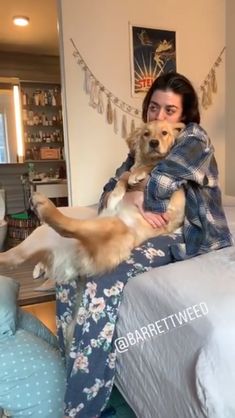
[101,385,136,417]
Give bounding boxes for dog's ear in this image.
[126,126,143,154]
[172,122,185,138]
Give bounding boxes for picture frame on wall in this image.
[129,24,176,97]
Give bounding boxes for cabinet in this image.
[21,82,64,162]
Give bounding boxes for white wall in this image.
[225,0,235,195]
[58,0,225,206]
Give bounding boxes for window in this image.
[0,85,18,163]
[0,113,8,163]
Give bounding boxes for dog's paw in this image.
[33,262,48,280]
[107,191,124,210]
[128,172,146,185]
[30,192,56,222]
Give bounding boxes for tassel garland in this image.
[71,38,225,137]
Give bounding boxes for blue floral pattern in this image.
[56,234,183,417]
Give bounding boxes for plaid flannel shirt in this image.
[99,123,233,259]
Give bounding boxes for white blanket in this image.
[115,205,235,418]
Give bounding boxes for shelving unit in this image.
[21,82,65,162]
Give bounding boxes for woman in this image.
[57,72,232,418]
[99,72,232,259]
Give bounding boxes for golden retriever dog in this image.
[0,120,185,284]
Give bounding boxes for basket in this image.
[6,212,40,248]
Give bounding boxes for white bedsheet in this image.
[115,205,235,418]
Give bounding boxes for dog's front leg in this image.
[128,165,153,186]
[106,172,130,210]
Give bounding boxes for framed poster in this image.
[130,25,176,96]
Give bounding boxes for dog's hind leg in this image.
[0,224,52,269]
[31,192,136,273]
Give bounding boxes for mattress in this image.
[115,204,235,418]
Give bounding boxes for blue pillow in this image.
[0,276,19,337]
[17,308,59,349]
[0,329,66,418]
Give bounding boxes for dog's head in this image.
[126,120,185,162]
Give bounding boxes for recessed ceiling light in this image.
[13,16,30,27]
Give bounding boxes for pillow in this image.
[0,329,66,418]
[17,308,59,349]
[0,276,19,338]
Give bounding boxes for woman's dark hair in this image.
[142,72,200,124]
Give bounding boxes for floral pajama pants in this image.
[56,233,184,418]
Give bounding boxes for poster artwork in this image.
[130,25,176,96]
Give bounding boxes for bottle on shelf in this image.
[51,89,56,106]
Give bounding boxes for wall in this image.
[0,51,61,83]
[225,0,235,195]
[58,0,225,206]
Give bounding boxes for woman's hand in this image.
[122,190,169,228]
[139,208,169,228]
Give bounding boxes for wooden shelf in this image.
[24,159,65,163]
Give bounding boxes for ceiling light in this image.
[13,16,30,27]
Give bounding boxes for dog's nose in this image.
[149,139,159,149]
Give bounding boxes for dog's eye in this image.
[161,130,168,136]
[143,130,150,137]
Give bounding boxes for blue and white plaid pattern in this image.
[100,123,233,259]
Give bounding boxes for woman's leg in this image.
[56,233,183,418]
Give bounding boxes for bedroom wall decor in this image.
[70,38,225,139]
[70,38,141,139]
[129,25,176,97]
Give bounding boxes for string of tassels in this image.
[70,38,141,138]
[71,38,225,136]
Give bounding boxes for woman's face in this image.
[147,89,183,123]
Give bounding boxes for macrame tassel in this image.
[113,108,118,134]
[121,114,128,139]
[97,88,104,114]
[201,85,208,109]
[84,67,91,94]
[206,81,212,106]
[89,79,97,108]
[130,119,135,134]
[106,96,113,124]
[211,69,217,93]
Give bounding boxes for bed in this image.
[114,199,235,418]
[1,199,234,418]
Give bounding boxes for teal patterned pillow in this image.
[0,276,19,337]
[0,329,66,418]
